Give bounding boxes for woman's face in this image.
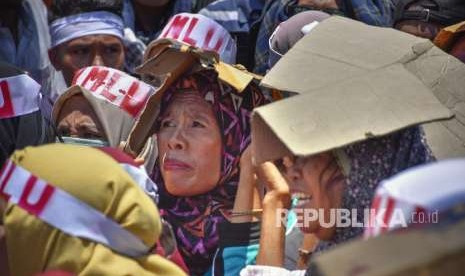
[157,91,222,196]
[56,95,106,140]
[284,152,346,240]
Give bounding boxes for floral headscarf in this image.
[306,126,434,275]
[151,69,267,275]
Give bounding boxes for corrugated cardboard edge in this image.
[252,65,453,164]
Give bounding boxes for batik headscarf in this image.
[305,126,434,275]
[152,69,267,275]
[0,144,186,276]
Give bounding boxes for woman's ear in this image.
[48,48,62,71]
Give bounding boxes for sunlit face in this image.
[157,91,222,196]
[284,152,346,240]
[50,34,125,85]
[450,34,465,63]
[56,95,106,140]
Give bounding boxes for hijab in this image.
[52,66,156,171]
[0,62,52,167]
[0,144,186,276]
[152,69,267,275]
[305,126,434,275]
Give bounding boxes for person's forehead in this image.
[65,34,123,46]
[165,91,213,115]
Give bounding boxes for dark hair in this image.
[48,0,123,22]
[393,0,465,26]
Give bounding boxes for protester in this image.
[157,13,238,64]
[48,1,127,87]
[0,62,52,167]
[0,0,66,115]
[199,0,266,69]
[52,66,157,171]
[392,0,465,40]
[253,0,393,74]
[122,0,193,45]
[268,11,330,69]
[123,40,268,275]
[0,144,186,276]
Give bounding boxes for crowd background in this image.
[1,0,465,275]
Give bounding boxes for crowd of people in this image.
[1,0,465,275]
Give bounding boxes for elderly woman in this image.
[52,65,156,169]
[124,40,268,275]
[0,144,185,276]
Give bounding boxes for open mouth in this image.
[292,192,312,208]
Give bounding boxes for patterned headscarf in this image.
[152,69,267,275]
[306,126,434,275]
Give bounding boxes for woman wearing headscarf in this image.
[0,62,52,168]
[123,40,268,275]
[52,65,156,170]
[0,144,186,276]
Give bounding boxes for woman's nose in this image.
[286,165,302,183]
[167,128,187,150]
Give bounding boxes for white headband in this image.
[0,160,150,257]
[0,74,41,119]
[50,11,124,48]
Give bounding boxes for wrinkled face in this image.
[50,34,125,85]
[56,95,106,140]
[157,91,222,196]
[450,34,465,63]
[284,152,346,240]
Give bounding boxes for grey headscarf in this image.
[306,126,434,275]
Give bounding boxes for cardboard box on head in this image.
[254,16,464,163]
[122,39,258,158]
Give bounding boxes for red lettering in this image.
[71,68,86,86]
[79,67,110,92]
[120,81,148,117]
[183,18,199,46]
[203,27,224,53]
[161,15,190,40]
[99,72,121,102]
[18,176,54,216]
[213,37,224,52]
[0,80,15,118]
[0,162,15,201]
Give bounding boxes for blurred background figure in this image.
[393,0,465,40]
[0,62,53,168]
[0,0,66,117]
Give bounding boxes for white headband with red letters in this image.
[0,160,151,257]
[72,66,155,117]
[0,74,41,119]
[364,159,465,238]
[158,13,237,64]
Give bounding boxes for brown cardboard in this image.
[313,219,465,276]
[256,16,464,162]
[253,64,452,163]
[434,21,465,52]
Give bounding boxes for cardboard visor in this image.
[123,39,257,157]
[253,16,464,163]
